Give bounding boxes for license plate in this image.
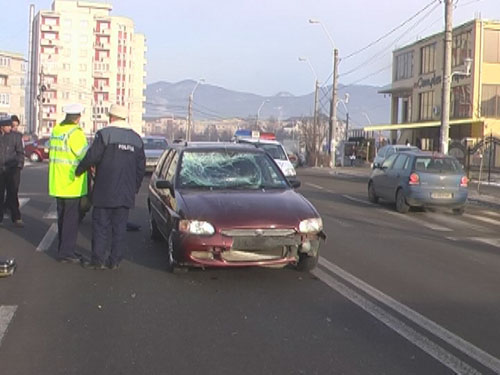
[431,192,452,199]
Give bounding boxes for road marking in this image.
[3,198,30,219]
[36,223,58,252]
[0,306,17,346]
[464,213,500,226]
[427,213,488,233]
[43,200,57,220]
[342,194,375,206]
[385,211,453,232]
[469,237,500,248]
[483,210,500,218]
[305,182,324,190]
[315,257,500,374]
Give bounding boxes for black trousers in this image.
[56,198,81,259]
[0,168,21,222]
[91,207,129,266]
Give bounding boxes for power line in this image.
[341,0,439,61]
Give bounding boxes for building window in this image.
[481,85,500,117]
[80,20,88,29]
[484,29,500,63]
[420,43,436,74]
[79,49,87,57]
[0,93,10,106]
[79,35,88,43]
[419,91,434,120]
[62,63,71,71]
[62,19,72,28]
[0,56,11,67]
[62,33,71,42]
[451,85,471,118]
[452,30,472,67]
[79,64,87,72]
[0,75,7,86]
[62,92,70,99]
[79,78,86,86]
[394,51,413,81]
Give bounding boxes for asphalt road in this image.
[0,163,499,374]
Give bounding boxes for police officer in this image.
[48,104,88,263]
[0,117,25,227]
[76,104,145,270]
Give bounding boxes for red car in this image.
[148,142,325,272]
[24,137,50,162]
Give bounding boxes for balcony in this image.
[93,84,110,92]
[93,70,110,78]
[41,38,59,46]
[96,56,110,64]
[94,27,111,36]
[41,24,59,32]
[95,42,110,50]
[42,111,57,120]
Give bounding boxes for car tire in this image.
[166,230,177,273]
[452,207,465,215]
[149,211,162,241]
[368,182,379,203]
[395,189,410,213]
[30,152,41,162]
[296,252,319,272]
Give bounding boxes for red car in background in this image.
[24,137,50,162]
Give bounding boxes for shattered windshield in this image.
[256,144,287,160]
[178,151,289,190]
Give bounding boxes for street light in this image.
[256,99,270,130]
[309,18,338,168]
[441,57,473,154]
[186,78,205,141]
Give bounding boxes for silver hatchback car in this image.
[372,144,419,169]
[368,151,468,214]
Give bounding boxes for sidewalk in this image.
[302,165,500,209]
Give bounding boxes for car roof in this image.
[399,150,456,158]
[142,136,168,140]
[237,138,281,146]
[170,141,266,153]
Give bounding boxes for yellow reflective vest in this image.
[48,122,88,198]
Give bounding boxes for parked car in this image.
[368,151,468,214]
[148,142,325,272]
[24,137,50,162]
[372,144,419,169]
[143,136,169,172]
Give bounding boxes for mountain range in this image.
[145,80,391,127]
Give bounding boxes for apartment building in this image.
[0,51,26,131]
[28,0,146,137]
[367,19,500,151]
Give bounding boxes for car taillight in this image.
[460,176,469,187]
[409,173,420,185]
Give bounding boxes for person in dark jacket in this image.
[0,117,25,227]
[4,115,24,226]
[76,104,145,269]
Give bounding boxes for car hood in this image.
[177,189,318,229]
[145,149,164,158]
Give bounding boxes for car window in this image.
[177,151,288,190]
[382,153,398,169]
[256,144,287,160]
[386,147,395,156]
[155,149,171,176]
[403,156,412,170]
[165,151,179,182]
[414,157,462,174]
[160,150,174,178]
[143,138,168,150]
[393,155,408,170]
[378,146,387,157]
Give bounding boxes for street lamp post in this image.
[309,18,338,168]
[299,57,320,165]
[256,99,270,130]
[186,78,205,141]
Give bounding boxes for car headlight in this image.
[179,220,215,235]
[299,218,323,234]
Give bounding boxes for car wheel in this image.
[452,207,465,215]
[149,210,162,241]
[296,252,319,272]
[166,230,177,273]
[30,152,41,162]
[368,182,379,203]
[395,189,410,213]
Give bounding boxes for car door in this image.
[150,150,173,237]
[377,153,399,199]
[386,154,409,201]
[159,151,179,237]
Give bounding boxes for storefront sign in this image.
[415,74,442,89]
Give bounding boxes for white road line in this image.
[427,213,488,233]
[43,201,57,220]
[469,237,500,248]
[342,194,375,206]
[36,223,58,252]
[385,211,453,232]
[3,198,30,219]
[316,257,500,374]
[0,306,17,346]
[305,182,324,190]
[483,210,500,218]
[464,213,500,226]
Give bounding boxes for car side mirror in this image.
[373,162,381,169]
[156,179,174,194]
[289,179,301,189]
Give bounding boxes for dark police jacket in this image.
[76,122,146,208]
[0,130,24,172]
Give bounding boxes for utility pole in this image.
[440,0,453,154]
[37,67,45,136]
[313,79,319,166]
[329,48,339,167]
[345,112,349,141]
[186,93,193,141]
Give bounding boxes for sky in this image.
[2,0,499,96]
